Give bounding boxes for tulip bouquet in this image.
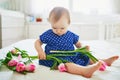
[30,47,107,71]
[0,47,106,74]
[0,47,36,74]
[50,47,107,71]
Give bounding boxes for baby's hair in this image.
[49,7,70,24]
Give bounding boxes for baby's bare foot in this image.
[82,61,102,78]
[103,55,119,66]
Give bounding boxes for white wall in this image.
[0,9,25,48]
[26,14,120,40]
[26,22,105,40]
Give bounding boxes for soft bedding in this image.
[0,39,120,80]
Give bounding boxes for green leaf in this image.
[48,53,75,57]
[15,47,27,54]
[85,52,98,62]
[0,59,4,69]
[3,57,12,64]
[24,59,33,65]
[50,47,98,63]
[12,53,19,56]
[21,50,27,53]
[50,60,58,70]
[21,71,27,75]
[14,47,29,58]
[47,55,63,64]
[6,52,12,58]
[60,59,70,63]
[7,66,16,71]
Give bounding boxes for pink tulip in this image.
[99,61,107,71]
[8,60,18,67]
[11,49,17,54]
[25,64,36,72]
[58,63,67,72]
[16,62,25,72]
[17,54,22,61]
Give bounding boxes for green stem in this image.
[29,55,62,64]
[87,52,98,62]
[50,50,76,53]
[47,55,62,64]
[29,56,38,59]
[29,47,99,66]
[48,53,75,56]
[50,48,98,63]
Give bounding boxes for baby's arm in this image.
[75,41,82,48]
[34,39,46,60]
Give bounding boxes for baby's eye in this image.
[61,28,64,29]
[53,27,57,29]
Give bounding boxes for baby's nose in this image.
[56,29,61,33]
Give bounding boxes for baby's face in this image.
[50,15,69,36]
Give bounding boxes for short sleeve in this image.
[39,29,51,44]
[39,34,47,44]
[73,34,79,44]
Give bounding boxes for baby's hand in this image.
[38,52,46,60]
[85,45,90,51]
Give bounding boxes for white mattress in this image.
[0,39,120,80]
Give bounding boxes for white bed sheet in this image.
[0,39,120,80]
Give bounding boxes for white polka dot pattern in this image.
[39,29,90,67]
[39,29,79,54]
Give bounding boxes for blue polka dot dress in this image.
[39,29,89,67]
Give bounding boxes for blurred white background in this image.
[0,0,120,48]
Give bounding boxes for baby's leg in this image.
[89,55,119,66]
[65,61,102,78]
[103,55,119,66]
